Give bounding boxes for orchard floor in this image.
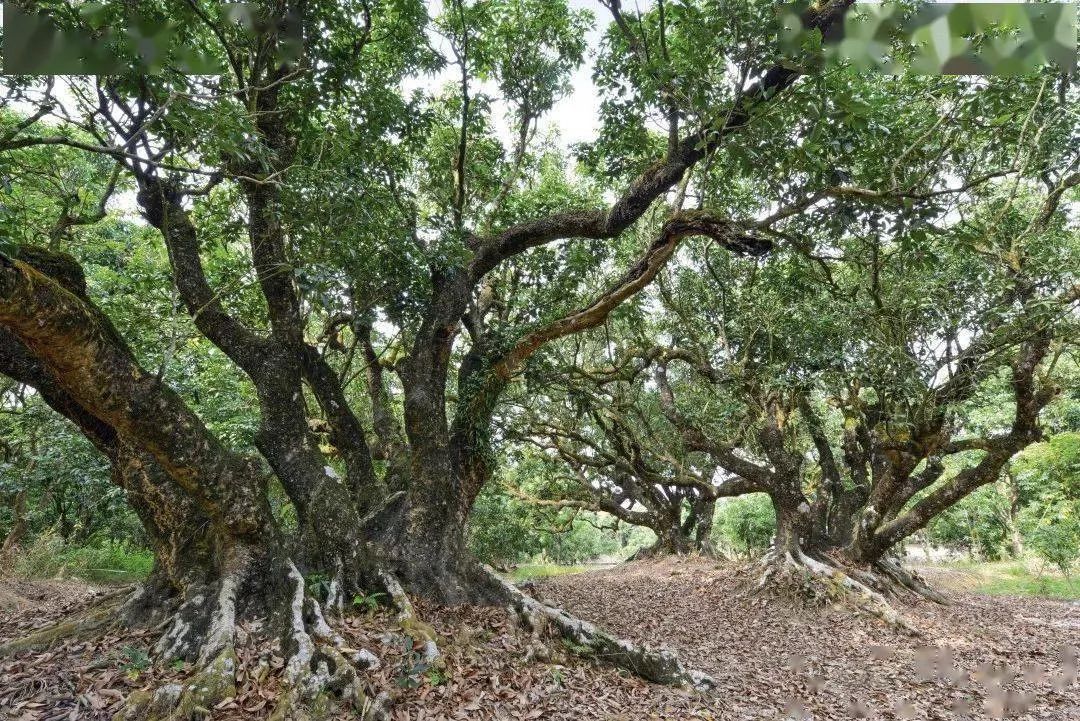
[0,557,1077,720]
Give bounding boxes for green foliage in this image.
[715,495,776,557]
[304,573,332,602]
[936,560,1080,601]
[0,0,1077,601]
[926,485,1009,561]
[0,393,139,545]
[1024,514,1080,578]
[536,518,621,566]
[467,452,626,566]
[467,481,545,566]
[351,591,387,615]
[118,645,152,679]
[13,532,153,583]
[394,636,435,690]
[1015,431,1080,575]
[424,667,449,687]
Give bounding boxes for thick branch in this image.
[0,251,271,538]
[136,177,269,376]
[492,213,768,379]
[467,0,854,280]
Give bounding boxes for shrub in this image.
[1024,512,1080,578]
[13,531,153,582]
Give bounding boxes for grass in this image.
[12,532,154,584]
[927,559,1080,601]
[507,563,589,582]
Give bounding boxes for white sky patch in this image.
[409,0,610,150]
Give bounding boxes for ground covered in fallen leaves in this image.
[1,557,1077,720]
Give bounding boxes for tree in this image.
[0,0,871,711]
[1015,432,1080,576]
[509,362,737,557]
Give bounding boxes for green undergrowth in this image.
[12,532,153,583]
[508,563,589,582]
[928,559,1080,601]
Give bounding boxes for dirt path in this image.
[1,562,1077,720]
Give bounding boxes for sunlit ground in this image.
[918,559,1080,601]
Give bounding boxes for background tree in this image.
[523,98,1078,607]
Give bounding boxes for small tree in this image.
[716,495,776,559]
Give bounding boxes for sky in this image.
[411,0,611,150]
[541,0,609,146]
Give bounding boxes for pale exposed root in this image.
[284,561,317,688]
[271,561,370,721]
[152,545,252,664]
[122,558,379,721]
[378,569,440,667]
[875,556,952,605]
[118,576,241,721]
[485,566,714,690]
[151,571,239,664]
[796,548,917,632]
[154,592,211,661]
[198,572,240,666]
[746,548,782,593]
[306,596,344,647]
[118,581,176,629]
[116,646,238,721]
[324,556,345,619]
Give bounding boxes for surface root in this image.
[749,546,920,633]
[488,566,714,690]
[0,589,126,659]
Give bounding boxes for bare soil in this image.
[1,558,1077,720]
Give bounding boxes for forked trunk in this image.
[631,502,718,559]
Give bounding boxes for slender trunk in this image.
[1005,471,1024,558]
[1,489,27,558]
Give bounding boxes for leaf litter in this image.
[0,557,1076,720]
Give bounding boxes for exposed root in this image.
[323,556,345,619]
[273,562,367,720]
[378,569,440,668]
[116,647,238,721]
[626,542,718,563]
[875,556,952,605]
[486,567,714,690]
[747,546,919,634]
[153,590,212,661]
[121,556,381,721]
[0,589,127,658]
